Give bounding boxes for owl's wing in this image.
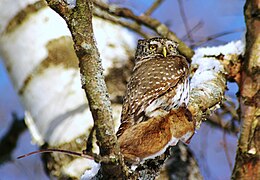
[133,76,183,123]
[117,56,188,137]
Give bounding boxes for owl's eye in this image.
[168,44,175,51]
[149,44,158,51]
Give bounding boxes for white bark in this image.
[0,0,135,178]
[189,40,244,127]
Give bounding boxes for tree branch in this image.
[188,60,226,127]
[188,40,244,128]
[177,0,194,44]
[206,94,239,135]
[93,0,194,59]
[232,0,260,179]
[181,21,204,42]
[46,0,127,178]
[144,0,164,16]
[192,28,245,48]
[206,95,240,136]
[0,114,26,164]
[93,8,151,38]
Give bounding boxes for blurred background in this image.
[0,0,245,179]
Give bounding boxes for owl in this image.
[117,37,194,163]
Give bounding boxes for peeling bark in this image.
[232,0,260,179]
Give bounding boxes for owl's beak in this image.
[162,46,167,57]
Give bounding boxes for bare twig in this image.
[93,0,194,59]
[223,100,239,120]
[182,21,204,41]
[177,0,194,44]
[207,114,239,136]
[93,8,150,38]
[206,96,239,136]
[17,149,94,160]
[144,0,164,16]
[222,131,233,171]
[192,28,244,47]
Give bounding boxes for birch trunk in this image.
[0,0,134,178]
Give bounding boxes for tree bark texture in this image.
[232,0,260,179]
[0,0,95,177]
[47,0,127,178]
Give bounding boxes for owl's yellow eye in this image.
[149,44,158,51]
[168,44,174,51]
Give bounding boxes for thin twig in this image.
[206,97,240,135]
[222,131,233,171]
[93,0,194,59]
[144,0,164,16]
[207,115,239,135]
[17,149,94,160]
[192,28,244,47]
[222,101,239,120]
[182,21,204,41]
[93,8,150,38]
[177,0,194,43]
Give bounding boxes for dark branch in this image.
[0,114,26,164]
[17,149,93,160]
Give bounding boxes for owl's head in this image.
[134,37,179,62]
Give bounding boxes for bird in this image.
[117,37,195,164]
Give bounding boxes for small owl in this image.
[117,37,194,163]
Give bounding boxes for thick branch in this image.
[46,0,127,178]
[188,41,244,128]
[232,0,260,179]
[93,0,194,59]
[188,59,226,127]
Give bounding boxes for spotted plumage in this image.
[117,37,193,163]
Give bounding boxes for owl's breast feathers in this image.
[117,55,194,163]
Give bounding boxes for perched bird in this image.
[117,37,195,163]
